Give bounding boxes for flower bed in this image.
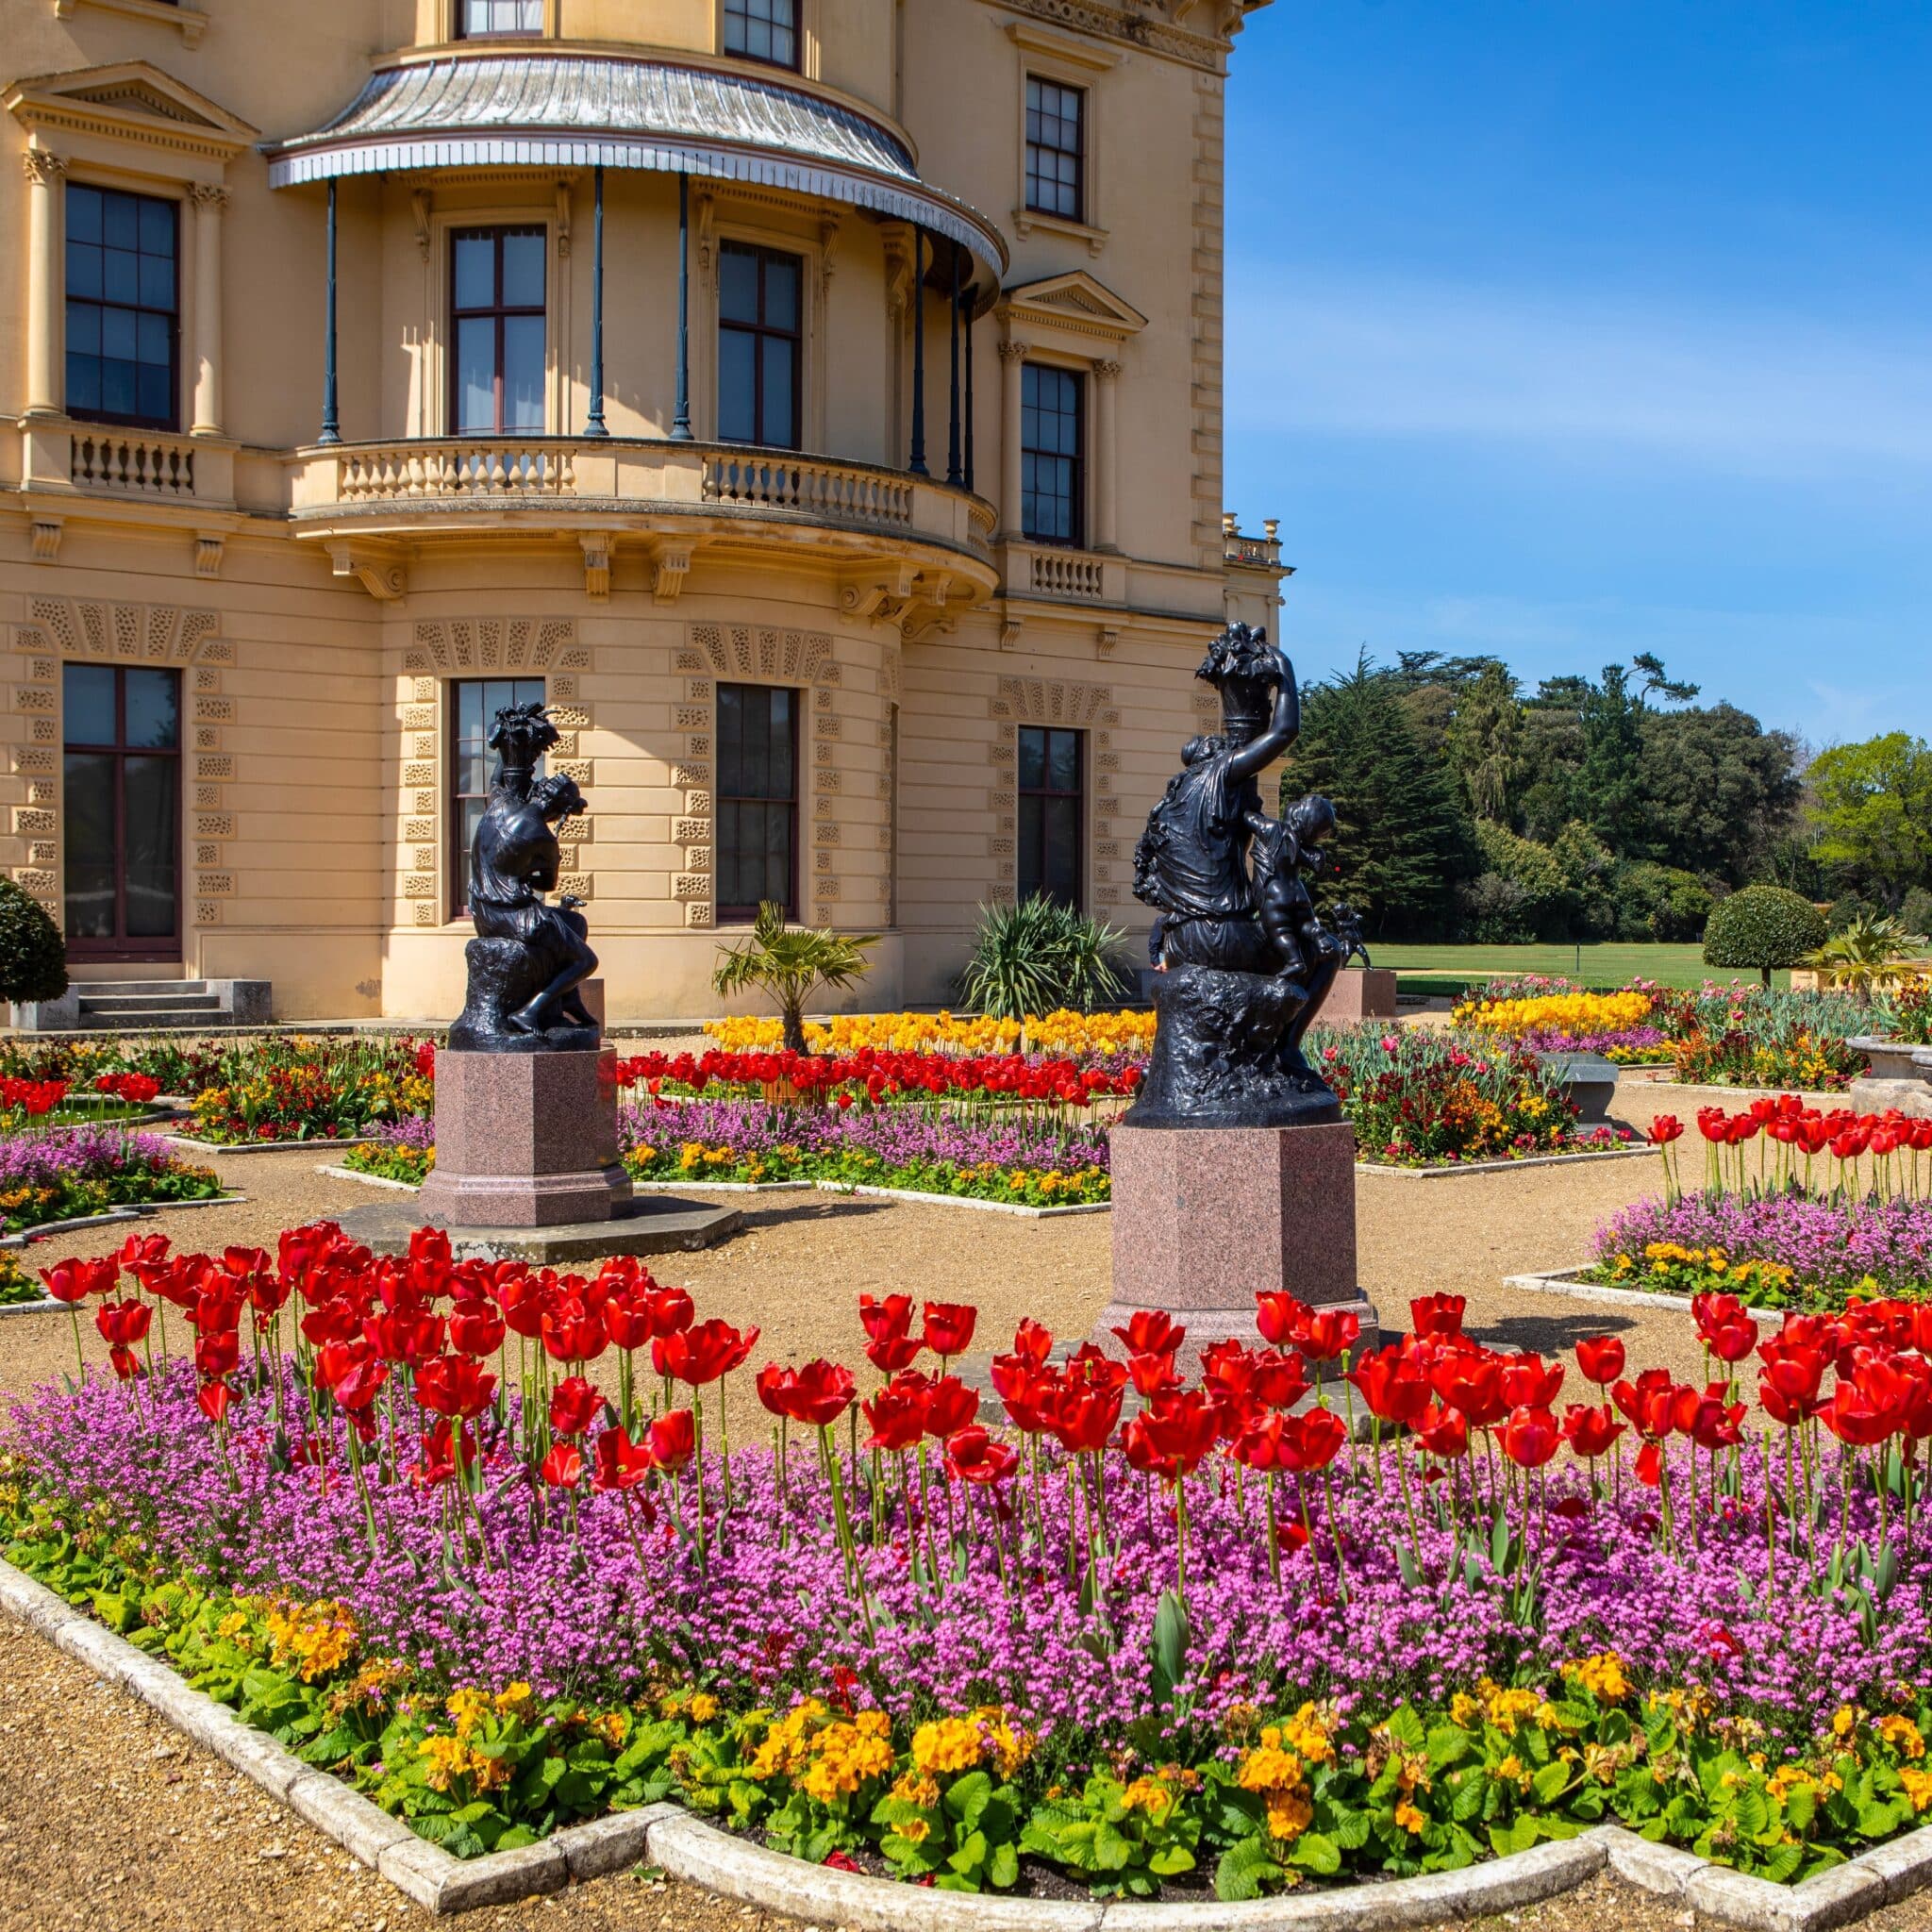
[344,1102,1113,1208]
[1314,1029,1634,1166]
[185,1038,435,1145]
[12,1236,1932,1895]
[705,1008,1156,1061]
[1588,1194,1932,1307]
[0,1125,220,1237]
[1452,983,1670,1063]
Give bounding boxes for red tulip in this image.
[196,1381,230,1422]
[862,1382,926,1453]
[107,1343,143,1383]
[1008,1317,1055,1367]
[448,1302,506,1358]
[923,1374,979,1439]
[647,1408,696,1473]
[1648,1115,1684,1145]
[1250,1347,1310,1411]
[1299,1307,1360,1363]
[592,1424,656,1491]
[603,1290,658,1351]
[549,1374,604,1439]
[922,1301,977,1361]
[1498,1405,1562,1470]
[94,1300,150,1348]
[858,1293,914,1345]
[415,1353,497,1421]
[654,1319,758,1387]
[38,1260,92,1305]
[1350,1345,1430,1427]
[944,1424,1019,1485]
[194,1330,240,1380]
[541,1300,608,1364]
[541,1441,585,1489]
[1285,1405,1348,1474]
[1140,1389,1220,1474]
[1127,1350,1183,1399]
[1255,1291,1310,1349]
[1415,1404,1470,1459]
[1561,1404,1624,1457]
[1432,1353,1506,1427]
[1574,1336,1625,1386]
[1110,1309,1185,1357]
[1408,1293,1466,1339]
[1500,1352,1565,1409]
[1121,1413,1179,1477]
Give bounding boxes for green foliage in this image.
[1019,1772,1202,1897]
[712,903,880,1055]
[873,1770,1023,1891]
[957,897,1128,1020]
[0,876,66,1006]
[1808,735,1932,905]
[1458,820,1573,942]
[1638,703,1801,881]
[1903,887,1932,938]
[1280,651,1474,941]
[1805,912,1929,1001]
[1619,863,1714,943]
[1704,885,1829,988]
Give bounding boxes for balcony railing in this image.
[1028,548,1107,599]
[337,440,577,501]
[70,427,197,498]
[703,452,915,530]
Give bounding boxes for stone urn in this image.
[1533,1051,1618,1124]
[1848,1036,1932,1118]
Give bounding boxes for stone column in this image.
[1091,357,1122,551]
[188,184,228,437]
[997,338,1028,541]
[23,150,66,419]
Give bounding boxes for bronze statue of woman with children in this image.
[1126,623,1347,1129]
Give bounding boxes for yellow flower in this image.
[1901,1769,1932,1813]
[911,1717,984,1775]
[689,1692,720,1724]
[891,1771,941,1808]
[897,1817,932,1844]
[1832,1706,1858,1740]
[1878,1715,1925,1760]
[1264,1786,1313,1842]
[1563,1654,1631,1704]
[1121,1776,1174,1820]
[262,1598,358,1683]
[445,1687,491,1740]
[1394,1800,1427,1835]
[1450,1692,1482,1727]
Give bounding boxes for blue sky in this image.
[1221,0,1932,744]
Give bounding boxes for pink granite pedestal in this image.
[415,1047,632,1228]
[1312,967,1399,1027]
[1092,1121,1376,1370]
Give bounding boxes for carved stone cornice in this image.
[979,0,1262,73]
[22,150,67,187]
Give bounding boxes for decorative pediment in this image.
[6,61,258,163]
[998,272,1148,343]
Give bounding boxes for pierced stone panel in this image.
[994,676,1113,728]
[688,623,834,686]
[409,616,578,673]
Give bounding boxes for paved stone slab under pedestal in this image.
[341,1193,741,1264]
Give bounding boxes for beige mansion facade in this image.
[1,0,1285,1024]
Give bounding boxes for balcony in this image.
[282,436,1000,613]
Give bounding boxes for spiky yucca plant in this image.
[958,898,1130,1024]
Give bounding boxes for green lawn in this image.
[1369,942,1788,992]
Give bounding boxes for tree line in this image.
[1276,650,1932,943]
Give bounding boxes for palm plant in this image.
[710,903,880,1054]
[958,897,1131,1024]
[1803,911,1930,1005]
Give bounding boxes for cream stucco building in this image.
[2,0,1286,1024]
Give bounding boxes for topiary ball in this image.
[1702,884,1827,989]
[0,876,68,1006]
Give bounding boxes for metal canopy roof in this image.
[263,53,1006,275]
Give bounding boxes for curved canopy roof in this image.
[263,53,1006,276]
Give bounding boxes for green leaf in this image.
[1148,1845,1196,1877]
[1426,1724,1473,1772]
[1386,1705,1427,1753]
[1291,1831,1341,1875]
[945,1771,993,1829]
[988,1841,1019,1891]
[1531,1761,1571,1807]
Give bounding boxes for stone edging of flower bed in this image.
[319,1163,1109,1219]
[0,1191,247,1254]
[1357,1146,1654,1180]
[1504,1266,1783,1330]
[3,1550,1928,1932]
[167,1135,374,1157]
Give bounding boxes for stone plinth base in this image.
[1313,968,1398,1026]
[1092,1121,1376,1370]
[416,1047,631,1228]
[340,1193,741,1264]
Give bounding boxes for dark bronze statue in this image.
[1125,625,1341,1127]
[1329,900,1373,970]
[448,703,601,1053]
